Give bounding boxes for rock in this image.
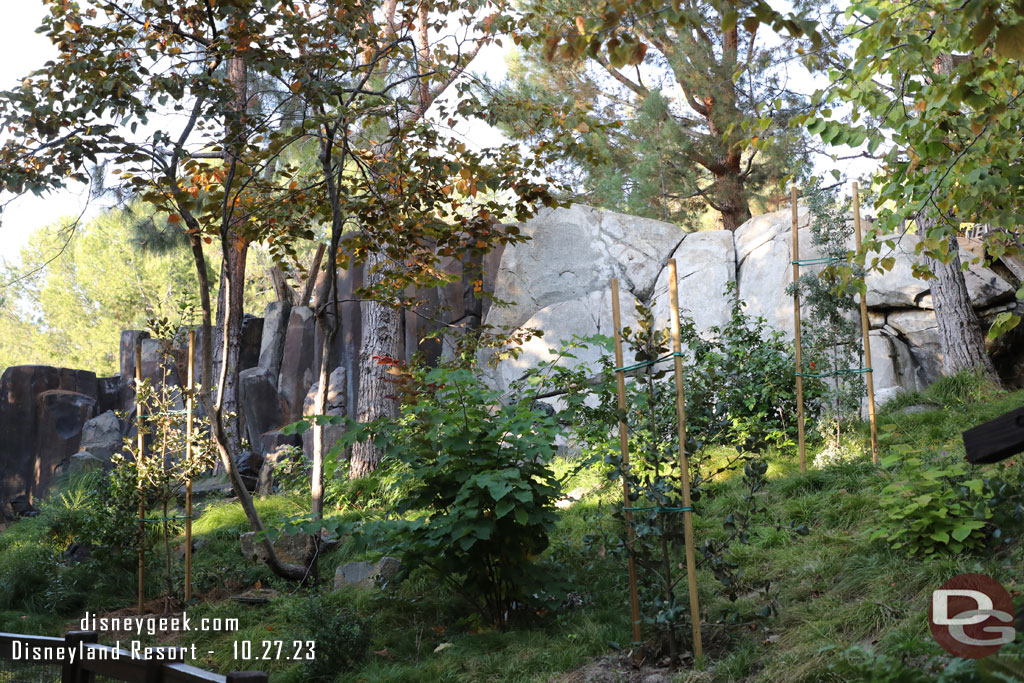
[79,410,123,461]
[301,367,348,460]
[10,494,37,517]
[487,288,640,395]
[191,473,234,499]
[256,440,302,496]
[259,429,302,456]
[66,451,106,474]
[333,556,402,589]
[236,450,265,492]
[120,330,151,384]
[62,542,93,563]
[487,205,685,333]
[886,310,944,384]
[34,389,96,490]
[240,530,339,565]
[239,367,285,453]
[0,365,61,514]
[97,376,121,414]
[240,313,264,372]
[278,306,316,422]
[258,301,292,385]
[734,206,820,336]
[867,331,922,408]
[650,230,736,334]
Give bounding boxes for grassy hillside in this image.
[1,377,1022,682]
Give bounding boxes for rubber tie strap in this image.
[614,351,687,374]
[623,505,694,513]
[791,256,846,266]
[796,367,873,378]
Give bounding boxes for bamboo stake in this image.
[667,260,704,662]
[792,185,807,474]
[185,330,195,603]
[135,343,146,614]
[611,278,644,660]
[853,183,880,463]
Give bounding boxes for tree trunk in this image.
[924,228,1001,383]
[349,252,401,478]
[921,52,1001,386]
[716,171,751,231]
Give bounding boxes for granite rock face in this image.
[482,204,1023,406]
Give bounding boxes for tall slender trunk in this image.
[304,123,345,578]
[205,52,307,580]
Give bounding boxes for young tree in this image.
[0,0,568,582]
[494,0,831,229]
[810,0,1024,382]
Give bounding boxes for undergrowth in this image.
[0,377,1021,682]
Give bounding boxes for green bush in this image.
[871,446,988,556]
[290,594,371,680]
[335,366,566,627]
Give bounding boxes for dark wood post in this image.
[61,631,97,683]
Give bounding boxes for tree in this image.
[0,204,212,375]
[815,0,1024,382]
[0,0,568,582]
[494,0,830,229]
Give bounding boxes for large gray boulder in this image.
[334,556,402,590]
[885,310,945,385]
[482,203,1024,409]
[487,205,685,332]
[34,389,97,489]
[650,230,736,334]
[78,410,123,461]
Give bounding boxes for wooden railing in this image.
[0,631,268,682]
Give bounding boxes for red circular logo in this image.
[929,573,1016,659]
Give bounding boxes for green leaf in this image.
[495,498,515,519]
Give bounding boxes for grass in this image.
[1,373,1023,681]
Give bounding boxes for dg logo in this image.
[930,573,1016,658]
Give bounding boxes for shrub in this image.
[871,446,988,556]
[331,366,566,627]
[290,594,371,679]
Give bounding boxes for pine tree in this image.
[493,1,834,229]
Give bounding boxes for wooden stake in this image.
[185,330,195,603]
[135,343,146,614]
[853,183,879,463]
[611,278,644,659]
[792,185,807,474]
[667,260,703,661]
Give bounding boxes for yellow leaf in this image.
[167,213,181,223]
